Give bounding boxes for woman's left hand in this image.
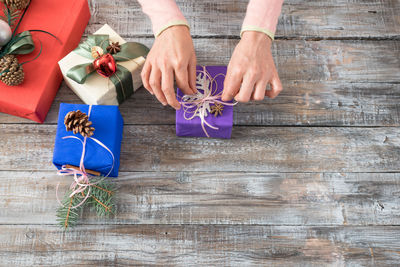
[221,31,282,102]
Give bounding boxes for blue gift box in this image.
[53,103,124,177]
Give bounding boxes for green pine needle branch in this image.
[56,190,85,229]
[88,179,116,217]
[56,177,116,229]
[0,7,21,28]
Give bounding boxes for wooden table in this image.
[1,0,400,265]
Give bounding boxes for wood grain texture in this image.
[86,0,400,38]
[1,0,400,265]
[1,39,399,126]
[1,225,399,266]
[1,171,399,225]
[103,39,400,83]
[0,124,399,173]
[1,81,400,127]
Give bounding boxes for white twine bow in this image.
[179,66,236,137]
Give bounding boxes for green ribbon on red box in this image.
[2,31,34,55]
[0,3,59,86]
[66,34,149,104]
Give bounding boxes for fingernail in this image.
[162,102,167,106]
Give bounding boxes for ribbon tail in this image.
[110,65,134,104]
[201,121,210,138]
[28,29,61,44]
[199,108,210,138]
[113,42,150,61]
[203,119,219,131]
[89,136,115,178]
[66,63,96,84]
[6,31,35,55]
[56,182,64,207]
[71,186,91,209]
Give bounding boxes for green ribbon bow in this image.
[66,35,149,104]
[0,31,37,77]
[0,3,59,80]
[2,31,35,56]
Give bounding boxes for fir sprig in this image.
[89,180,116,217]
[56,177,116,229]
[0,7,21,28]
[56,190,85,229]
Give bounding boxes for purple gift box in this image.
[176,65,233,139]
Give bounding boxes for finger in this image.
[162,68,181,110]
[222,68,242,102]
[188,56,198,93]
[141,62,153,94]
[175,66,193,95]
[251,79,268,101]
[265,74,283,99]
[149,67,167,106]
[234,74,256,103]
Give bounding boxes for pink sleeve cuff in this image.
[137,0,189,37]
[242,0,284,40]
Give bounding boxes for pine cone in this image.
[0,55,24,86]
[64,110,95,137]
[2,0,30,10]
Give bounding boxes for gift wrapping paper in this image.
[176,66,233,139]
[59,24,146,106]
[0,0,90,123]
[53,103,124,177]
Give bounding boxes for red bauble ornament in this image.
[93,53,117,78]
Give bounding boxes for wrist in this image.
[240,25,275,41]
[155,21,190,38]
[241,31,272,47]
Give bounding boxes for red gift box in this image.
[0,0,90,123]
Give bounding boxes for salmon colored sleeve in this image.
[241,0,284,40]
[137,0,189,37]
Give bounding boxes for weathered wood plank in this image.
[119,39,400,83]
[1,171,399,225]
[1,81,400,127]
[2,0,399,266]
[1,39,399,126]
[1,225,399,266]
[86,0,400,38]
[0,125,398,172]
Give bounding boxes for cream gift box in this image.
[59,24,148,105]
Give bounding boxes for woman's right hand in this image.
[141,25,197,110]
